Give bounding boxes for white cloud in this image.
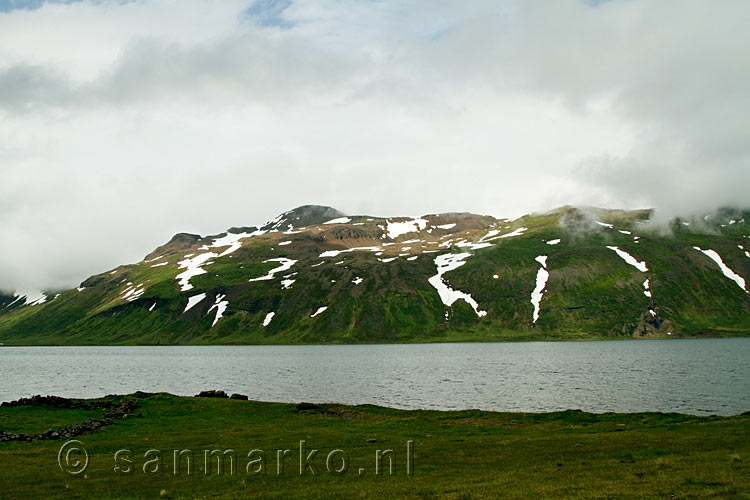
[0,0,747,292]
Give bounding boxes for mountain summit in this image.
[1,205,748,345]
[260,205,347,232]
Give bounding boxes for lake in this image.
[0,339,748,415]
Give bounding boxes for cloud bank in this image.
[0,0,748,292]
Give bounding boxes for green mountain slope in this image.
[1,205,749,345]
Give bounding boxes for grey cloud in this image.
[1,0,749,293]
[0,30,371,113]
[481,0,750,218]
[0,64,84,112]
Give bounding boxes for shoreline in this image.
[1,332,749,347]
[1,391,747,418]
[1,392,748,499]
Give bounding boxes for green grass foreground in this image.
[0,393,748,499]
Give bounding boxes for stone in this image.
[196,390,229,398]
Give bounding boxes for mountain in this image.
[1,205,749,345]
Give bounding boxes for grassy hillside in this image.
[1,205,748,345]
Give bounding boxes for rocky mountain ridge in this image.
[1,204,748,344]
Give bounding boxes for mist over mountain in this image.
[1,204,748,344]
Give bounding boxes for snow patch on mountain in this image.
[173,231,261,290]
[176,252,217,292]
[481,227,528,242]
[319,250,343,258]
[208,294,229,327]
[123,283,145,302]
[311,306,328,318]
[428,253,487,318]
[203,230,266,257]
[21,291,47,306]
[323,217,352,225]
[530,255,549,323]
[386,217,428,239]
[500,227,528,238]
[693,247,747,292]
[249,258,298,282]
[264,213,285,231]
[184,293,207,313]
[479,230,500,242]
[457,241,493,250]
[606,246,648,273]
[263,311,275,327]
[5,294,24,308]
[319,246,381,258]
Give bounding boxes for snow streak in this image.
[428,253,487,318]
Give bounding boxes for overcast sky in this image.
[1,0,748,293]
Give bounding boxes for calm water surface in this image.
[1,339,748,415]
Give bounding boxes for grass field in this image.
[0,393,748,499]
